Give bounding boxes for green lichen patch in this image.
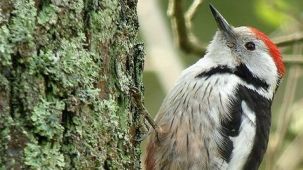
[0,0,14,24]
[37,4,59,26]
[0,115,13,165]
[24,142,65,169]
[60,95,134,169]
[9,0,37,59]
[0,25,13,66]
[9,0,36,43]
[30,99,64,139]
[30,37,100,97]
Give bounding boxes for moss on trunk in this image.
[0,0,144,169]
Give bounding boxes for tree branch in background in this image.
[184,0,207,53]
[167,0,207,55]
[185,0,204,26]
[274,32,303,47]
[283,55,303,64]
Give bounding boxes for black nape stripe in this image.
[196,64,269,90]
[234,64,269,90]
[196,65,233,80]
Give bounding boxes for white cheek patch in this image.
[242,47,278,90]
[227,101,256,170]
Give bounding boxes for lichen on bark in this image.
[0,0,144,169]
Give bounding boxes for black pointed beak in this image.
[209,4,236,41]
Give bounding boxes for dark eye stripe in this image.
[245,42,255,51]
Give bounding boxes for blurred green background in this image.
[138,0,303,169]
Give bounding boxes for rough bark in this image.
[0,0,144,169]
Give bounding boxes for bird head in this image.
[207,4,285,92]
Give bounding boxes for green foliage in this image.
[255,0,289,27]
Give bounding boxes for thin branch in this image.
[283,55,303,64]
[185,0,203,25]
[167,0,206,55]
[274,32,303,47]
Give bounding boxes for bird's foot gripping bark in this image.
[130,87,162,142]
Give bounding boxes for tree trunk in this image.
[0,0,144,169]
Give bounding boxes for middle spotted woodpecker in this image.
[144,4,285,170]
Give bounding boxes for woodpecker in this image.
[144,4,285,170]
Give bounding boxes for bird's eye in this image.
[245,42,255,51]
